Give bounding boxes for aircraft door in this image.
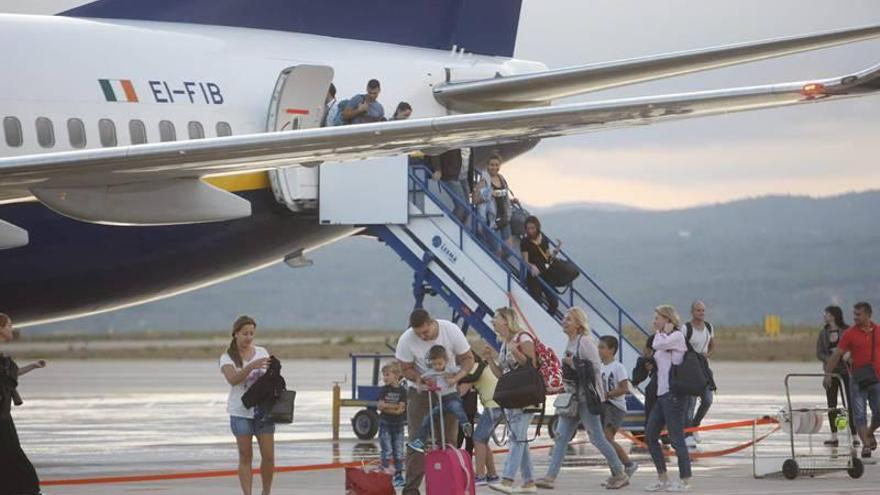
[267,65,334,212]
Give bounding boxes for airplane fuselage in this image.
[0,14,544,326]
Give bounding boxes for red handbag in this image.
[344,466,394,495]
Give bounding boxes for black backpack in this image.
[685,321,713,343]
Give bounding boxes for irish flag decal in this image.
[99,79,139,102]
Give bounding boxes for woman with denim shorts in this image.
[460,349,501,486]
[219,315,274,495]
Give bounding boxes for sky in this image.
[5,0,880,209]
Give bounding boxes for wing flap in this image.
[434,24,880,111]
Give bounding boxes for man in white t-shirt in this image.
[685,300,715,446]
[396,308,473,495]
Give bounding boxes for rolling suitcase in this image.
[424,387,476,495]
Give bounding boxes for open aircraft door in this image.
[267,65,334,212]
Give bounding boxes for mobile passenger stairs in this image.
[361,160,652,437]
[261,66,650,437]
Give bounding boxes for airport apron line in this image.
[40,417,778,486]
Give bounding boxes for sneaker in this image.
[666,480,692,492]
[692,431,702,443]
[462,422,474,438]
[644,480,671,492]
[487,474,501,485]
[489,483,515,494]
[392,473,405,488]
[861,446,872,459]
[514,485,538,494]
[407,439,426,454]
[534,478,554,489]
[685,436,698,450]
[476,475,488,486]
[625,462,640,478]
[605,473,629,490]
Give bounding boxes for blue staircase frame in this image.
[367,165,652,364]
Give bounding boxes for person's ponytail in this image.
[227,315,256,368]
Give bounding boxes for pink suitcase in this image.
[423,387,476,495]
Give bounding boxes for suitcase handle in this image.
[427,389,446,449]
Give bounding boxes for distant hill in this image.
[26,191,880,335]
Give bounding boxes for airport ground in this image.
[10,359,880,494]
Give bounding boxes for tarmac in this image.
[19,360,880,494]
[39,437,880,494]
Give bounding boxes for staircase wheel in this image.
[848,457,865,479]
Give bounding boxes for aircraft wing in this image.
[1,62,878,228]
[435,24,880,112]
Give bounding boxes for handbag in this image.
[345,465,394,495]
[669,346,711,397]
[553,392,578,418]
[853,330,879,390]
[544,259,579,287]
[265,390,296,424]
[510,203,530,238]
[572,337,602,415]
[493,361,546,409]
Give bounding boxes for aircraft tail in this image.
[60,0,523,57]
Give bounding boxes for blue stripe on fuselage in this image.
[60,0,523,57]
[0,190,354,326]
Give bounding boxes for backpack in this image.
[332,98,351,126]
[685,321,713,342]
[516,331,564,395]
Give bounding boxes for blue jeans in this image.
[441,179,470,223]
[501,409,535,483]
[851,381,880,427]
[379,419,405,472]
[415,393,470,443]
[545,400,624,479]
[686,386,714,429]
[646,394,691,479]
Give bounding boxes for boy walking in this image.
[377,361,407,486]
[599,336,639,478]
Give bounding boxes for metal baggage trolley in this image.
[779,373,863,480]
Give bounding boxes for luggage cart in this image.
[779,373,863,480]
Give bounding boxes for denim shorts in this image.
[601,402,625,431]
[230,415,275,436]
[850,381,880,427]
[474,407,502,444]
